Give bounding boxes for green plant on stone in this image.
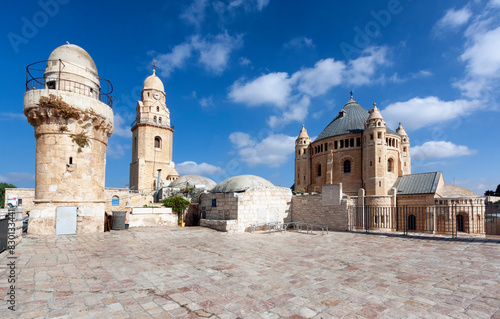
[71,131,90,153]
[162,195,190,226]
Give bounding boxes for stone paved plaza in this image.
[1,227,500,319]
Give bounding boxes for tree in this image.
[484,184,500,196]
[0,183,17,208]
[162,195,191,225]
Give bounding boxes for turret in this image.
[397,122,411,175]
[24,43,114,234]
[362,103,388,195]
[294,124,311,191]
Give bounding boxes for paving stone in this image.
[0,227,499,318]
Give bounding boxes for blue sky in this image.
[1,0,499,195]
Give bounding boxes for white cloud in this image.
[191,32,243,74]
[156,42,193,77]
[106,143,130,159]
[0,113,24,120]
[228,46,389,127]
[460,26,500,79]
[389,70,433,83]
[491,0,500,7]
[229,132,295,167]
[156,32,242,77]
[293,58,345,97]
[180,0,208,28]
[0,172,35,184]
[228,72,292,107]
[267,96,310,128]
[199,96,214,107]
[382,96,482,131]
[176,161,224,176]
[239,57,251,66]
[284,37,315,49]
[435,7,472,30]
[346,46,389,85]
[411,141,476,161]
[453,6,500,98]
[229,132,255,148]
[113,113,132,138]
[256,0,270,11]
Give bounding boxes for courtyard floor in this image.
[1,227,500,319]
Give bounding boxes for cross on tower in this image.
[152,59,157,71]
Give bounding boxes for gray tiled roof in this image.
[314,99,395,142]
[391,172,442,195]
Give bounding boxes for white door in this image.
[56,206,77,235]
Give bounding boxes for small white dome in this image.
[143,69,165,92]
[48,44,98,75]
[212,175,274,193]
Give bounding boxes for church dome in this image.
[143,69,164,92]
[169,175,217,190]
[48,44,98,75]
[314,97,394,143]
[212,175,274,193]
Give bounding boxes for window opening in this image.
[343,160,351,173]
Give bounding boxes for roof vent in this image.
[339,110,346,118]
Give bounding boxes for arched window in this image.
[154,136,162,149]
[159,117,162,124]
[388,158,393,172]
[112,195,119,206]
[343,160,351,173]
[153,116,157,123]
[156,106,160,112]
[317,164,322,177]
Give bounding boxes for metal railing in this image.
[349,205,489,238]
[485,204,500,236]
[131,117,174,129]
[25,60,115,107]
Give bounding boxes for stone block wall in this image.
[199,187,292,233]
[291,190,352,231]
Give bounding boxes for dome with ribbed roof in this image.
[143,69,164,92]
[48,44,98,75]
[212,175,274,193]
[314,98,396,142]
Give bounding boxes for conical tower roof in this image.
[367,103,383,121]
[396,122,408,136]
[297,124,310,139]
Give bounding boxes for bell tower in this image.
[294,124,311,192]
[130,66,178,193]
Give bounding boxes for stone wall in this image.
[127,207,176,228]
[199,187,292,233]
[291,184,352,231]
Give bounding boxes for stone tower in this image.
[24,44,114,234]
[362,103,394,196]
[294,125,311,191]
[129,68,178,193]
[396,123,411,176]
